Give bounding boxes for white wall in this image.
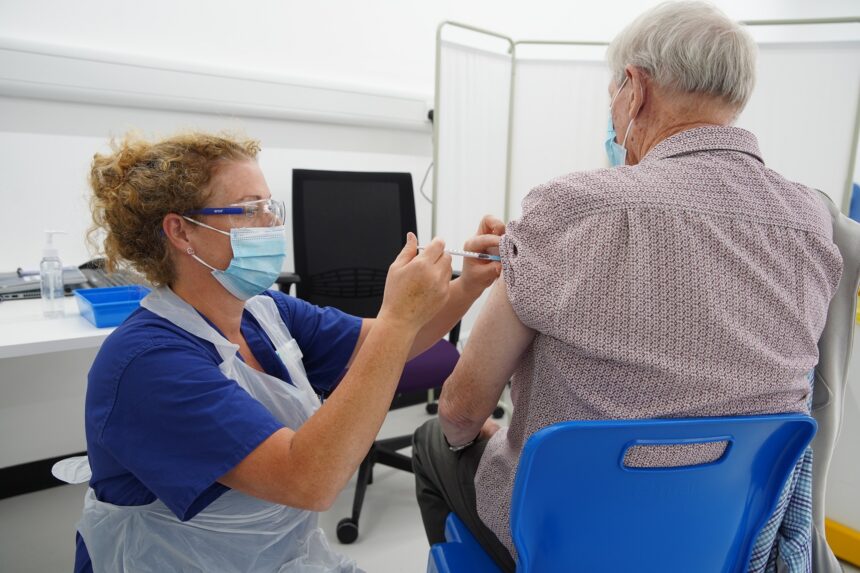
[0,52,435,272]
[0,96,434,272]
[0,0,857,98]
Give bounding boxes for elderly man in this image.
[411,2,843,572]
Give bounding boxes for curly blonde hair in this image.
[88,131,261,286]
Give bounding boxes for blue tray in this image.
[74,285,151,328]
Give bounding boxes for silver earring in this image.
[186,247,195,255]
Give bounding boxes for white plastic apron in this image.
[53,287,361,572]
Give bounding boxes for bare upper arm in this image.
[439,277,536,425]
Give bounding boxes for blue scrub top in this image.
[74,289,362,573]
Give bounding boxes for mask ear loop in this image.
[183,226,223,273]
[609,75,629,109]
[187,249,219,272]
[610,76,635,148]
[182,216,231,237]
[614,75,643,150]
[621,114,636,148]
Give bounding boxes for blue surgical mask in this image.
[605,77,635,167]
[183,217,287,301]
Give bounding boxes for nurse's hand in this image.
[460,215,505,296]
[379,233,451,333]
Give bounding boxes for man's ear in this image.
[625,65,648,119]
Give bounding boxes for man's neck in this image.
[633,120,723,163]
[627,90,737,165]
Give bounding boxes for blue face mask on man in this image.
[605,76,635,167]
[183,217,287,301]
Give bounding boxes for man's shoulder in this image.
[531,165,634,196]
[520,165,654,221]
[760,172,835,239]
[524,160,834,239]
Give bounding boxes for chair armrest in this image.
[275,272,301,294]
[448,322,462,347]
[447,270,462,345]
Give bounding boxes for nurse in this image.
[62,132,504,572]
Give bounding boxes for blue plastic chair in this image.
[428,414,817,573]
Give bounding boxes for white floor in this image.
[1,402,858,573]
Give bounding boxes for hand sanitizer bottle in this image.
[40,230,67,318]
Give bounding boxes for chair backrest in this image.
[291,169,417,318]
[509,415,817,573]
[810,190,860,571]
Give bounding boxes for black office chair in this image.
[279,169,461,544]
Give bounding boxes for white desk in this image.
[0,297,111,468]
[0,297,114,359]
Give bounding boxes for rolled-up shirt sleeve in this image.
[501,184,570,333]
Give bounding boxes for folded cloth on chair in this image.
[748,371,816,573]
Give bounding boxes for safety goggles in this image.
[184,198,286,228]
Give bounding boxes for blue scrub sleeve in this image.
[266,290,362,393]
[97,340,284,521]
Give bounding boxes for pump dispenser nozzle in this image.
[43,230,67,259]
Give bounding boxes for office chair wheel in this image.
[492,406,505,419]
[336,517,359,544]
[426,402,439,415]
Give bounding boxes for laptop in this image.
[0,267,146,301]
[0,269,90,301]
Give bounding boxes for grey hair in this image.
[606,1,757,110]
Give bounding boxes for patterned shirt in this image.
[475,126,843,568]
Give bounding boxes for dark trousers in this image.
[412,418,516,573]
